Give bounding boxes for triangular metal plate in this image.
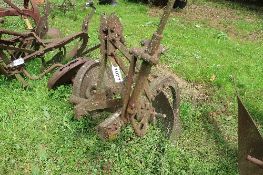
[238,97,263,175]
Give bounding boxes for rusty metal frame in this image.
[0,4,97,85]
[70,0,180,140]
[0,0,41,24]
[0,29,87,75]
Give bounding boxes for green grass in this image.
[1,0,263,174]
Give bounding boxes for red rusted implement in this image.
[0,0,61,39]
[0,0,41,24]
[0,29,88,74]
[0,4,96,86]
[70,0,180,141]
[238,97,263,175]
[47,58,87,89]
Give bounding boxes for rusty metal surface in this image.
[0,0,41,24]
[96,111,123,140]
[71,60,123,119]
[130,75,180,138]
[247,155,263,169]
[151,75,180,139]
[0,4,97,86]
[69,0,180,140]
[34,0,50,38]
[71,60,100,98]
[70,13,127,119]
[47,57,87,89]
[238,97,263,175]
[0,0,59,39]
[0,29,88,73]
[122,0,177,137]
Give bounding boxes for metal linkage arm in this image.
[130,0,176,65]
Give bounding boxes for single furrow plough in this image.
[50,0,181,140]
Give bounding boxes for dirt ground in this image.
[156,65,209,103]
[149,3,263,41]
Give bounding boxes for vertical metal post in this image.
[126,0,176,117]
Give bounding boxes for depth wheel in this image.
[71,60,123,108]
[47,57,87,89]
[151,76,180,139]
[131,75,180,140]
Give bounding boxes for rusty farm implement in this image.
[2,1,262,173]
[0,1,97,86]
[0,0,41,25]
[55,0,182,140]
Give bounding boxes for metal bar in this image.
[112,55,128,75]
[112,40,132,62]
[247,155,263,169]
[21,32,87,62]
[1,0,40,23]
[126,0,176,116]
[0,29,31,37]
[120,56,137,122]
[0,45,35,54]
[148,0,176,56]
[81,44,101,56]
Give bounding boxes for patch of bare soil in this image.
[149,4,263,41]
[156,65,209,103]
[246,29,263,41]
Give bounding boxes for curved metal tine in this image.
[238,97,263,175]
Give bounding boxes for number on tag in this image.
[12,58,25,67]
[111,65,123,83]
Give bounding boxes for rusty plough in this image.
[0,1,96,86]
[238,97,263,175]
[0,0,62,38]
[3,1,262,173]
[0,0,41,25]
[58,0,182,140]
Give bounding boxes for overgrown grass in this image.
[1,0,263,174]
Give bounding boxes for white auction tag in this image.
[12,58,24,67]
[111,65,123,83]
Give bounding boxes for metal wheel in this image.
[47,57,86,89]
[131,75,180,140]
[72,60,123,104]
